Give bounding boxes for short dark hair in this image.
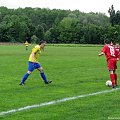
[104,39,110,44]
[39,40,46,45]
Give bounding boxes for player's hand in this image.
[117,58,119,61]
[98,52,104,56]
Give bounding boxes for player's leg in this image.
[20,62,34,85]
[113,70,118,86]
[108,59,116,88]
[20,71,32,85]
[109,70,116,88]
[113,59,118,86]
[26,46,28,51]
[35,63,52,84]
[39,67,52,84]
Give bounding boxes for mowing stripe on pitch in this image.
[0,88,120,116]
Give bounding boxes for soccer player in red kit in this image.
[99,40,119,88]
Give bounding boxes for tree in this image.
[44,30,51,43]
[0,14,33,42]
[1,6,120,44]
[35,25,44,42]
[108,5,116,26]
[31,35,39,43]
[115,11,120,25]
[58,17,79,43]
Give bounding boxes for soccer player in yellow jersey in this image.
[25,41,29,51]
[20,41,52,85]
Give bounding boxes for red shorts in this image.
[107,58,117,70]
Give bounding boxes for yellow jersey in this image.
[29,45,41,62]
[25,41,29,46]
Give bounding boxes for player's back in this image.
[102,44,117,60]
[25,41,28,46]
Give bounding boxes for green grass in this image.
[0,44,120,120]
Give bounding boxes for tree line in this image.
[0,5,120,44]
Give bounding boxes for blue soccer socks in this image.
[40,72,48,83]
[20,72,51,85]
[20,73,30,84]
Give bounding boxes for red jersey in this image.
[115,46,120,58]
[102,44,119,60]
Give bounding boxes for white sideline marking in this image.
[0,88,120,116]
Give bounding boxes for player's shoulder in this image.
[32,45,40,52]
[34,45,40,49]
[106,44,114,48]
[103,45,108,49]
[102,45,110,52]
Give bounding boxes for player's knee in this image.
[39,67,44,72]
[27,71,32,74]
[109,70,114,74]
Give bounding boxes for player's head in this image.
[104,39,110,45]
[39,40,46,49]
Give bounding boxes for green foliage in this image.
[0,14,32,42]
[0,6,120,44]
[31,35,39,44]
[35,25,44,42]
[58,17,79,43]
[108,5,120,26]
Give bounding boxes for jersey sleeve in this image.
[101,46,107,53]
[115,49,119,58]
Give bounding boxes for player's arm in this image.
[99,46,106,56]
[117,58,119,61]
[115,49,120,61]
[98,52,104,56]
[32,52,35,63]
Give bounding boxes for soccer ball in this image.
[106,80,112,87]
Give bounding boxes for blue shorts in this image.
[28,62,41,72]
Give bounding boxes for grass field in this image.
[0,44,120,120]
